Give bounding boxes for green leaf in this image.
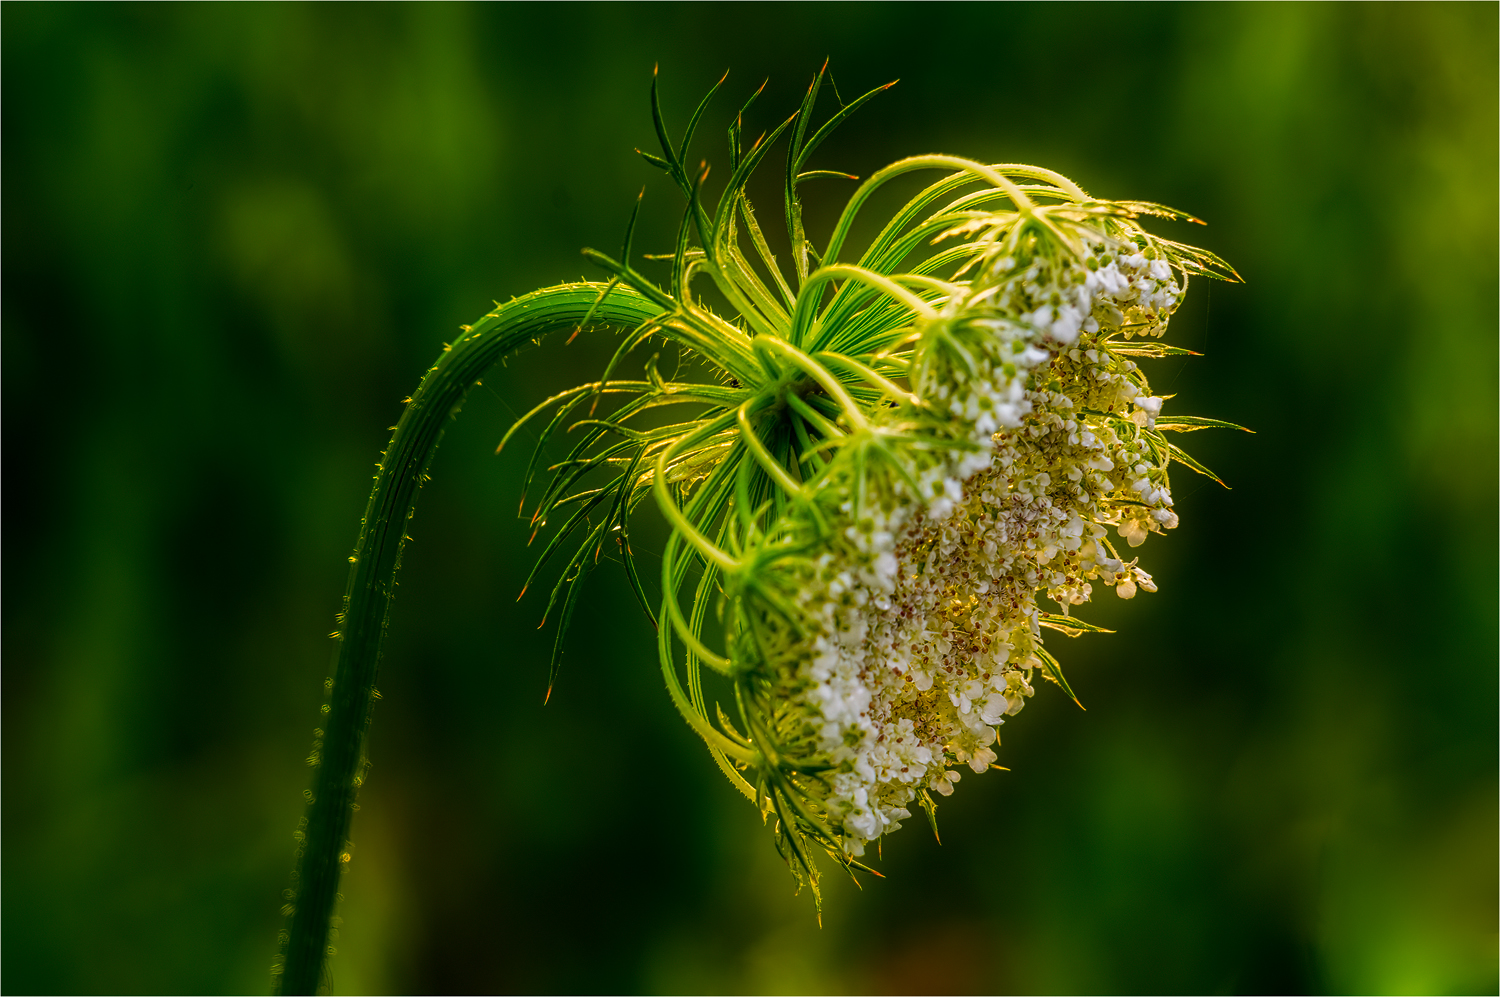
[543,522,608,703]
[1038,612,1115,636]
[495,383,594,456]
[566,278,626,349]
[518,481,619,602]
[1154,415,1254,434]
[1033,646,1085,709]
[564,418,665,443]
[606,445,649,536]
[783,62,827,283]
[785,60,827,196]
[792,79,896,176]
[635,148,672,173]
[1105,341,1202,358]
[648,65,684,189]
[1163,439,1230,487]
[618,529,657,629]
[726,77,768,169]
[737,192,796,309]
[532,431,642,532]
[620,188,645,265]
[538,516,609,629]
[1103,199,1205,224]
[594,319,665,407]
[718,108,801,259]
[673,183,700,303]
[715,702,753,746]
[1151,235,1243,281]
[679,69,729,167]
[519,389,601,514]
[916,788,940,843]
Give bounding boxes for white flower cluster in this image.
[791,232,1187,855]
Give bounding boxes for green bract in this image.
[277,66,1240,992]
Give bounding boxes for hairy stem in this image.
[276,283,661,995]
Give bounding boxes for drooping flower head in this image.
[509,68,1241,907]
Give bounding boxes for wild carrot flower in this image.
[500,69,1243,901]
[280,65,1244,992]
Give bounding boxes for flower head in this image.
[512,68,1242,906]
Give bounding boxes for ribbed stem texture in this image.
[276,284,661,994]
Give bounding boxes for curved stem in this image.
[655,546,759,764]
[737,402,806,502]
[661,550,734,675]
[789,264,937,347]
[813,351,920,407]
[784,392,845,443]
[581,249,764,385]
[650,412,743,574]
[786,262,936,347]
[275,283,663,995]
[990,162,1088,199]
[751,334,869,432]
[824,155,1038,267]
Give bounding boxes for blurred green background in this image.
[4,3,1496,994]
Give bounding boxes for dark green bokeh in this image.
[4,4,1495,994]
